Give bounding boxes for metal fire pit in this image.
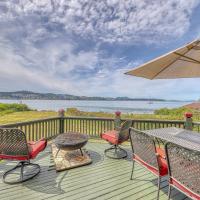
[54,132,88,156]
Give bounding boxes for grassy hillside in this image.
[0,111,57,125]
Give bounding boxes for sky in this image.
[0,0,200,100]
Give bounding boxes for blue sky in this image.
[0,0,200,100]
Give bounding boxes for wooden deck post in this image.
[184,112,193,130]
[58,109,65,134]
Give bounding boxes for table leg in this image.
[56,149,60,157]
[80,148,83,156]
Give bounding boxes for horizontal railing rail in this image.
[0,116,200,141]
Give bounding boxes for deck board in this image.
[0,141,190,200]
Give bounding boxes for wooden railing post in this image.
[184,112,193,130]
[114,111,121,130]
[58,109,65,134]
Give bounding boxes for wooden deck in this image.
[0,141,190,200]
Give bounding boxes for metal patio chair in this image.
[101,120,132,159]
[129,128,168,200]
[165,142,200,200]
[0,128,47,184]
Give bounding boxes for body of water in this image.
[0,99,191,114]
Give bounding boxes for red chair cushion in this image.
[101,130,120,145]
[156,147,165,159]
[28,139,47,159]
[156,147,168,176]
[0,154,28,161]
[134,148,168,177]
[170,178,200,200]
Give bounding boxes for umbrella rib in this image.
[150,55,181,79]
[173,52,200,64]
[149,41,200,79]
[179,58,200,64]
[125,39,200,79]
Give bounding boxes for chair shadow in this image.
[0,161,65,195]
[85,149,104,165]
[123,146,132,162]
[150,177,187,200]
[22,165,66,194]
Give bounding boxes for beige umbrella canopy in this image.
[125,39,200,79]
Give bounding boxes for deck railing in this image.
[63,117,114,138]
[192,122,200,132]
[1,116,199,141]
[1,117,60,141]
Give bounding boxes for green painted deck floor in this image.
[0,141,191,200]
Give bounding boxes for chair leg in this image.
[114,145,117,155]
[20,162,25,180]
[168,184,171,200]
[130,160,135,180]
[157,176,161,200]
[104,144,127,159]
[3,161,40,184]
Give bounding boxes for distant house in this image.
[184,102,200,111]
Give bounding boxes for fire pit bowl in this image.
[54,132,88,152]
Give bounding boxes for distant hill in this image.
[0,91,168,101]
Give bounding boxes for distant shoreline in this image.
[0,91,191,102]
[0,98,188,102]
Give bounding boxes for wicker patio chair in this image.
[165,142,200,200]
[0,128,47,184]
[101,120,132,159]
[129,128,168,200]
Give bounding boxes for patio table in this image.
[145,127,200,152]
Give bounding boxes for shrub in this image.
[154,107,192,116]
[0,103,31,112]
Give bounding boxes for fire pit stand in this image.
[54,132,88,157]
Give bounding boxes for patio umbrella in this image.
[125,39,200,79]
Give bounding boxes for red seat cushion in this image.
[28,139,47,159]
[134,147,168,177]
[170,178,200,200]
[101,130,120,145]
[156,147,166,159]
[156,147,168,176]
[0,154,28,161]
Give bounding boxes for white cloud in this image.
[1,36,200,100]
[1,0,199,44]
[0,0,200,100]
